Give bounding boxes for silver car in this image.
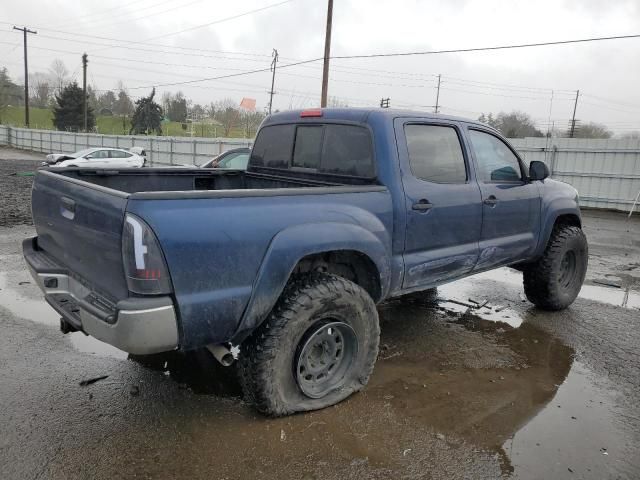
[43,147,146,168]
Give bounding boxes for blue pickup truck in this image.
[24,108,587,415]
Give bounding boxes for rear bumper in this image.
[23,237,179,355]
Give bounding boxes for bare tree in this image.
[618,131,640,140]
[571,122,613,139]
[213,98,240,137]
[48,59,69,95]
[29,72,51,108]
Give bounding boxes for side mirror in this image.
[529,161,549,181]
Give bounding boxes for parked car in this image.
[200,147,250,169]
[42,147,146,168]
[24,108,587,416]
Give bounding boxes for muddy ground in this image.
[1,150,639,479]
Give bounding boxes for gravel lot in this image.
[0,147,43,227]
[0,149,639,479]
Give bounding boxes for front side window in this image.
[405,124,467,183]
[88,150,109,159]
[468,130,522,182]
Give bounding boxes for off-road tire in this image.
[523,225,588,310]
[238,272,380,416]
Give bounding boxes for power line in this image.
[330,33,640,59]
[44,0,170,28]
[0,21,275,61]
[126,57,324,90]
[74,0,205,30]
[129,0,297,47]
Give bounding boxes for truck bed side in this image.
[127,186,393,348]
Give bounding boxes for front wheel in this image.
[238,273,380,416]
[523,225,588,310]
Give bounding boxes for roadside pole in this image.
[12,26,37,128]
[268,49,279,115]
[82,53,88,132]
[320,0,334,108]
[434,74,441,114]
[569,89,580,138]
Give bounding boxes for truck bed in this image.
[50,167,373,197]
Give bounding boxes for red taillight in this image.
[300,109,323,118]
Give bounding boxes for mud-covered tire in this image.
[238,272,380,416]
[523,225,588,310]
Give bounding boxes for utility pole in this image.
[268,49,279,115]
[82,53,88,132]
[13,26,37,127]
[434,74,441,114]
[569,89,580,138]
[320,0,333,108]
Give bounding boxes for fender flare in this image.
[535,201,582,257]
[233,222,391,342]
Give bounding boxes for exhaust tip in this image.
[207,344,235,367]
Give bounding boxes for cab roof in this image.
[263,107,491,130]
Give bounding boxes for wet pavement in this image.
[1,207,639,478]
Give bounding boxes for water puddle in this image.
[0,272,127,360]
[449,267,640,310]
[504,361,633,479]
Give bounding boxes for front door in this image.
[395,119,483,289]
[466,128,541,270]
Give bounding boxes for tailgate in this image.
[31,170,130,300]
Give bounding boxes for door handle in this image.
[412,199,433,211]
[60,196,76,219]
[483,195,498,206]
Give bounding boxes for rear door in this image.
[108,150,134,168]
[395,119,483,289]
[466,128,541,270]
[31,171,130,300]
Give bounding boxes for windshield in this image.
[218,152,250,169]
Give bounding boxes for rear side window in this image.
[322,125,374,177]
[250,123,375,178]
[250,124,295,169]
[292,126,323,169]
[405,124,467,183]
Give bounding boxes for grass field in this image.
[0,106,252,138]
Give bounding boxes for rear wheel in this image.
[523,225,588,310]
[238,272,379,416]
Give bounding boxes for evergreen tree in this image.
[53,82,95,132]
[129,88,163,135]
[0,67,24,123]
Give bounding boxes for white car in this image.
[43,147,146,168]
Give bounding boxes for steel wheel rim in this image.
[559,250,578,289]
[295,321,358,399]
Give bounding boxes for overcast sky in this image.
[1,0,639,133]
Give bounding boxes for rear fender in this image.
[233,222,391,342]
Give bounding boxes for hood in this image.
[45,153,77,164]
